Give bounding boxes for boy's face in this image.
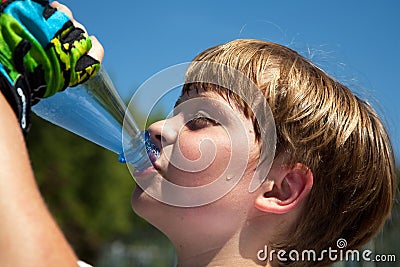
[150,90,258,186]
[131,87,264,245]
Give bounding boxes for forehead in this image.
[177,82,256,122]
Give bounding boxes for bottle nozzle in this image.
[118,130,160,171]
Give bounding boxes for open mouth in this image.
[118,130,160,174]
[144,130,160,166]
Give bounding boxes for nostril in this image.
[157,134,171,148]
[147,117,178,147]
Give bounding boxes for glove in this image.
[0,0,100,134]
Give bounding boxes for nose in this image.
[147,117,179,149]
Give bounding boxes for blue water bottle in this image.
[32,68,158,171]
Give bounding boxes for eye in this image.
[186,112,219,131]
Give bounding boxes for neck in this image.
[174,230,276,267]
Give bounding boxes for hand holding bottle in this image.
[0,0,103,134]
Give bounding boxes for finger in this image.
[87,36,104,62]
[72,20,88,36]
[50,1,88,34]
[50,1,73,20]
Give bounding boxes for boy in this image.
[131,39,397,266]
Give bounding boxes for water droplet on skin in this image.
[226,175,234,181]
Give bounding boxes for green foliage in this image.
[27,115,153,263]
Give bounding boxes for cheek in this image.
[178,131,231,161]
[167,130,232,186]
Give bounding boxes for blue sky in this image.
[62,0,400,161]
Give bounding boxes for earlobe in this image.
[254,163,313,214]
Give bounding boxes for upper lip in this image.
[151,159,163,174]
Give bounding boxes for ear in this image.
[254,163,313,214]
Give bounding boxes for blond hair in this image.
[182,39,397,266]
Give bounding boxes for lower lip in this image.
[133,165,158,178]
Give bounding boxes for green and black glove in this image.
[0,0,100,134]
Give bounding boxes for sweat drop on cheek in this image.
[32,67,160,171]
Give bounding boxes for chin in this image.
[131,185,172,228]
[131,185,151,216]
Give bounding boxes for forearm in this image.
[0,93,78,266]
